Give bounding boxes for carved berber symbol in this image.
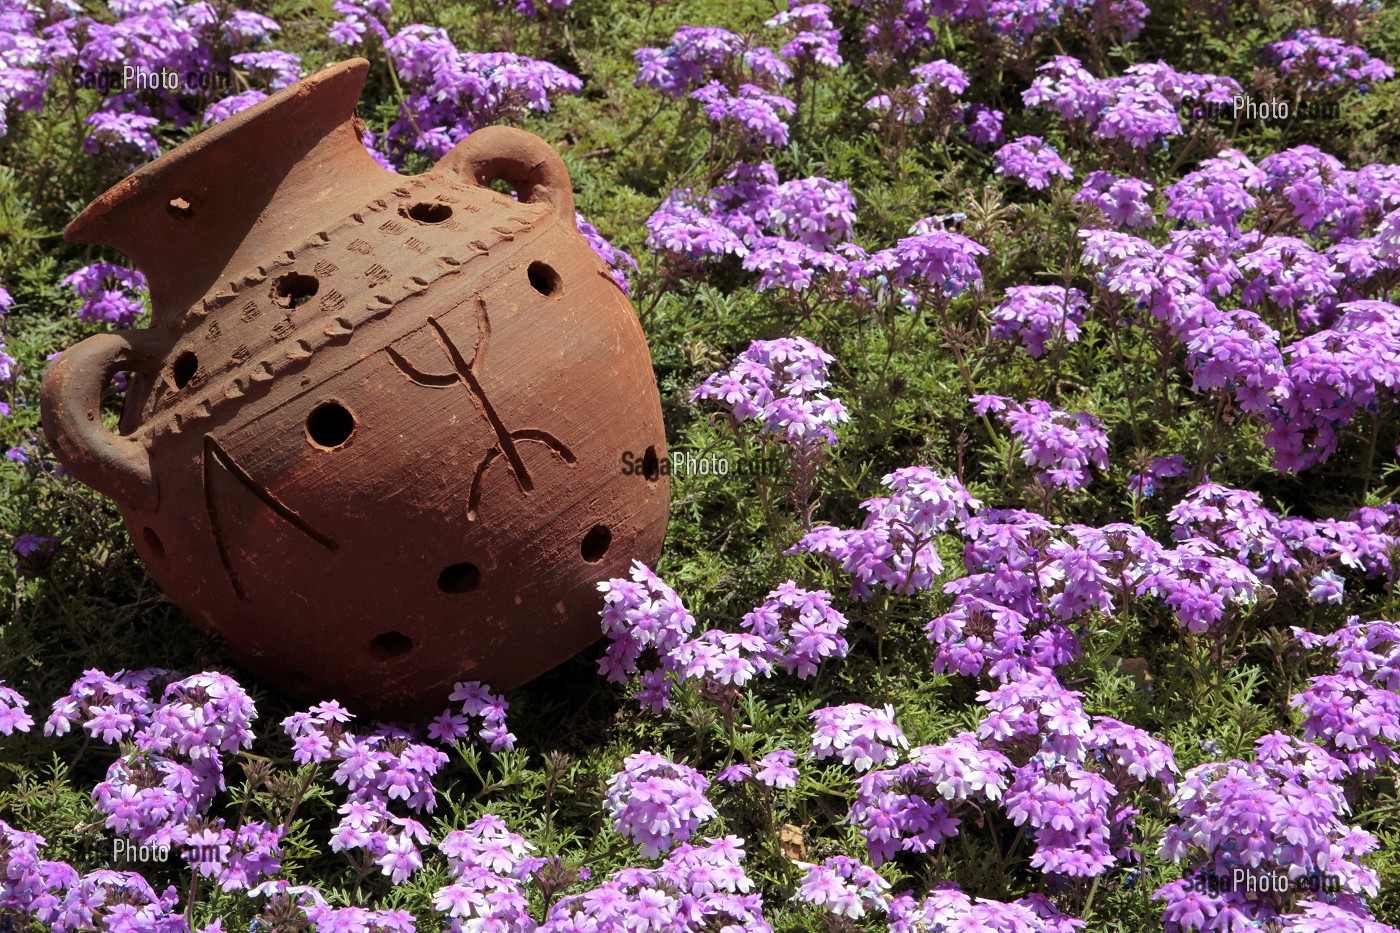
[387,303,576,520]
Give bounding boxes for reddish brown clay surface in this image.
[41,58,670,717]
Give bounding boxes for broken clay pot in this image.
[41,58,670,717]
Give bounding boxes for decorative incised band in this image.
[139,176,549,443]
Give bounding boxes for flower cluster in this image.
[1291,619,1400,774]
[791,466,981,599]
[691,336,848,446]
[847,732,1012,863]
[326,0,392,48]
[693,81,796,148]
[973,396,1109,489]
[864,60,974,140]
[0,679,33,735]
[280,680,514,890]
[60,263,147,328]
[1071,138,1400,475]
[324,7,581,162]
[983,675,1174,878]
[846,669,1175,880]
[503,0,573,16]
[767,4,842,69]
[0,666,541,932]
[3,1,300,159]
[576,213,639,295]
[598,561,851,712]
[634,23,814,149]
[717,748,802,789]
[927,595,1040,679]
[965,104,1007,146]
[605,751,716,857]
[995,135,1075,189]
[1182,310,1286,414]
[1269,301,1400,470]
[252,881,415,933]
[888,887,1084,933]
[1079,228,1218,336]
[47,671,244,821]
[1163,150,1261,232]
[739,582,851,679]
[1128,454,1189,498]
[41,670,287,900]
[809,703,909,771]
[1157,733,1383,931]
[1267,29,1394,93]
[286,717,437,883]
[794,855,889,919]
[1076,171,1156,229]
[1238,235,1341,325]
[849,227,989,299]
[989,285,1089,357]
[852,0,1147,53]
[836,482,1269,658]
[1169,481,1400,603]
[647,162,857,292]
[428,681,516,751]
[0,837,187,933]
[0,4,44,140]
[635,26,749,99]
[597,560,697,710]
[1025,57,1238,150]
[387,34,581,159]
[646,170,988,310]
[431,814,543,931]
[544,835,768,931]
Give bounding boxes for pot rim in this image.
[64,58,371,245]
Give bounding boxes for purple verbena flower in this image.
[994,136,1074,189]
[790,466,981,599]
[809,703,908,771]
[605,752,716,857]
[989,285,1089,357]
[692,337,847,447]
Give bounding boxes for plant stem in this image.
[1082,873,1101,919]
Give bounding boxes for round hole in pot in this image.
[580,525,612,563]
[438,562,482,594]
[306,402,355,448]
[369,631,413,660]
[274,272,318,309]
[528,261,560,297]
[404,202,452,224]
[171,351,199,389]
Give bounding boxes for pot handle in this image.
[41,329,164,513]
[436,126,577,226]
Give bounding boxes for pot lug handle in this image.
[436,126,576,226]
[41,329,164,513]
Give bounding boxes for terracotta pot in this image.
[41,59,670,717]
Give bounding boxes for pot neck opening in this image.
[65,58,386,327]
